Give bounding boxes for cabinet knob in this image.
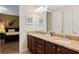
[57,48,61,51]
[38,41,41,43]
[53,46,55,49]
[38,46,42,48]
[37,50,42,53]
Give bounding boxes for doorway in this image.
[0,5,19,54]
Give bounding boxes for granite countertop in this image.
[27,32,79,53]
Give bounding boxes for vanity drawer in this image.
[36,41,45,54]
[35,38,45,45]
[36,43,45,48]
[46,41,56,54]
[57,45,78,54]
[36,46,45,54]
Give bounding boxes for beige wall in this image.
[20,6,36,53]
[20,5,47,53]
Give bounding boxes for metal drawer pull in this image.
[38,41,41,42]
[57,48,61,51]
[38,46,42,48]
[37,50,42,53]
[53,46,55,48]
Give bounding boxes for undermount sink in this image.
[55,39,72,44]
[51,36,63,40]
[51,36,72,44]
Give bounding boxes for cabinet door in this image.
[27,35,36,54]
[57,45,78,54]
[27,35,32,51]
[36,43,45,54]
[63,7,73,34]
[46,41,56,54]
[52,9,62,32]
[31,37,36,53]
[35,38,45,54]
[73,6,79,34]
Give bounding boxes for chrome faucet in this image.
[48,32,55,36]
[63,34,66,38]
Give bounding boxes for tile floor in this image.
[21,51,31,54]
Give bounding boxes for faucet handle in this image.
[48,32,55,36]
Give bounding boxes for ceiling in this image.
[47,5,67,11]
[0,5,68,15]
[33,5,67,12]
[0,5,19,16]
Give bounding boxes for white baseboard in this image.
[19,48,29,53]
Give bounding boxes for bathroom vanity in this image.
[27,32,79,54]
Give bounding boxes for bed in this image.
[5,28,19,43]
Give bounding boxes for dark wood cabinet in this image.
[36,38,45,45]
[27,35,32,51]
[31,37,36,53]
[27,35,78,54]
[27,35,36,53]
[36,45,45,54]
[46,42,56,54]
[35,38,45,54]
[57,45,78,54]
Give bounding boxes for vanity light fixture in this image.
[35,5,48,13]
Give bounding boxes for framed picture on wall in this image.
[25,16,33,25]
[39,17,44,26]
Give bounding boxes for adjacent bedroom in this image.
[0,5,19,53]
